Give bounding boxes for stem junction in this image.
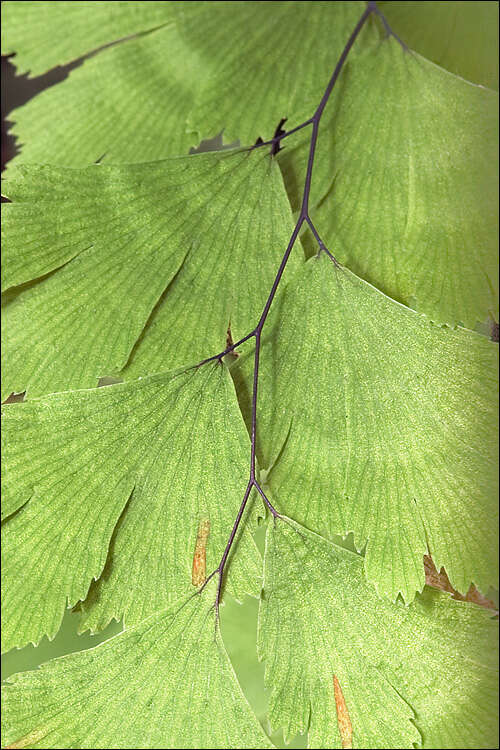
[196,2,404,618]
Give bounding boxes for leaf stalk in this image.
[197,2,398,616]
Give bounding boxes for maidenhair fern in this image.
[1,2,498,749]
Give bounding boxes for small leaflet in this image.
[192,518,210,587]
[333,675,353,749]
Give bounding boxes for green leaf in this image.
[238,253,499,602]
[2,4,498,746]
[5,4,496,331]
[221,591,308,749]
[1,611,122,682]
[1,1,377,169]
[380,1,499,89]
[1,149,299,398]
[0,1,175,74]
[1,363,261,651]
[284,38,499,328]
[1,579,273,749]
[259,518,498,749]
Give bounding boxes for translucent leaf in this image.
[239,253,499,601]
[1,1,376,169]
[380,1,499,89]
[1,611,122,682]
[1,363,261,651]
[3,3,496,329]
[283,38,499,328]
[1,3,498,745]
[0,1,174,73]
[1,580,273,749]
[258,518,498,749]
[1,149,299,398]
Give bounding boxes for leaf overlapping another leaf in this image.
[283,38,499,328]
[1,1,376,174]
[1,579,273,750]
[380,0,499,90]
[1,363,261,652]
[259,518,498,749]
[1,2,498,748]
[236,254,499,602]
[2,0,497,350]
[0,1,176,74]
[1,149,299,399]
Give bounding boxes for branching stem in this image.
[198,2,394,617]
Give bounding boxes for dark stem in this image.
[248,3,377,161]
[371,2,408,50]
[214,479,253,617]
[200,2,384,614]
[250,117,314,152]
[306,215,340,266]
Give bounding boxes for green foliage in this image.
[0,2,374,166]
[1,579,272,750]
[1,152,298,397]
[259,519,498,748]
[235,254,498,602]
[2,364,261,651]
[380,1,499,89]
[303,39,499,328]
[1,2,498,749]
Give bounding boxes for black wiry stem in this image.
[201,2,384,618]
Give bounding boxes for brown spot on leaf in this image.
[5,727,48,748]
[333,675,353,749]
[226,323,239,357]
[192,518,210,587]
[424,555,497,610]
[2,391,25,405]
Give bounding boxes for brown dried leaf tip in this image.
[333,675,353,749]
[226,323,239,357]
[424,555,497,610]
[192,518,210,587]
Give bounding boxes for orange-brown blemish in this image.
[192,518,210,587]
[226,323,239,357]
[5,727,49,748]
[333,675,353,749]
[424,555,497,610]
